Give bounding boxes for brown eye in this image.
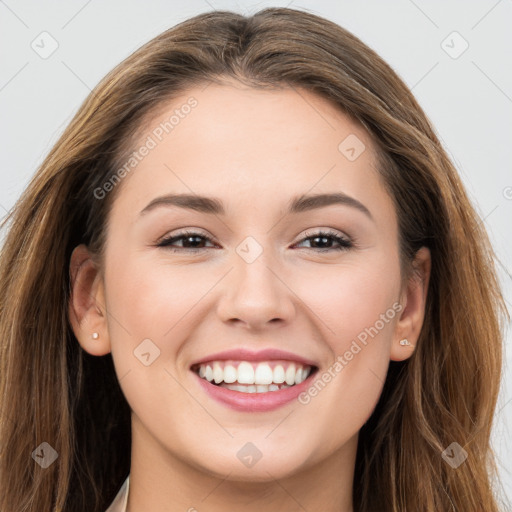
[294,230,352,252]
[157,231,216,252]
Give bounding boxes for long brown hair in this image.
[0,7,508,511]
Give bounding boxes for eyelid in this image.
[293,228,353,251]
[156,227,354,253]
[298,227,351,242]
[155,228,218,246]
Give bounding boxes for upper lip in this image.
[190,348,318,368]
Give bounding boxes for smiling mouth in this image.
[191,360,318,394]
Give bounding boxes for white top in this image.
[105,475,129,512]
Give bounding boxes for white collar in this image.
[105,475,129,512]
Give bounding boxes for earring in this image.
[92,332,100,340]
[399,338,411,346]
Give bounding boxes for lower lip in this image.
[192,370,317,412]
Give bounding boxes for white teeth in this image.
[213,362,223,384]
[295,367,309,385]
[237,362,254,384]
[221,382,292,393]
[195,360,314,389]
[254,363,273,385]
[285,364,296,385]
[273,365,285,383]
[223,364,237,384]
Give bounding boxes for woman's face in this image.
[71,81,429,482]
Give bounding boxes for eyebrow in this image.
[140,192,373,220]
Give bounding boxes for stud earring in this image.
[399,338,411,346]
[92,332,100,340]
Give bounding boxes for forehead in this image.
[111,82,393,223]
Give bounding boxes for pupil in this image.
[314,236,330,248]
[186,236,203,247]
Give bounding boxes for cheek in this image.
[291,256,400,405]
[290,257,401,440]
[103,253,229,391]
[105,252,214,340]
[103,256,212,428]
[291,256,401,352]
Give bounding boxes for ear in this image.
[390,246,431,361]
[68,244,111,356]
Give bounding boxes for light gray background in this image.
[1,0,511,506]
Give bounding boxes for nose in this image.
[216,251,296,330]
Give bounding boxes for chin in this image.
[185,442,315,482]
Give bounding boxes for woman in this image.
[0,7,508,512]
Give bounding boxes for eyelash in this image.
[156,229,353,253]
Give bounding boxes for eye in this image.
[156,228,353,253]
[293,229,353,252]
[156,230,217,252]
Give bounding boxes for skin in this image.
[69,81,430,512]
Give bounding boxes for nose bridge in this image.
[216,236,295,327]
